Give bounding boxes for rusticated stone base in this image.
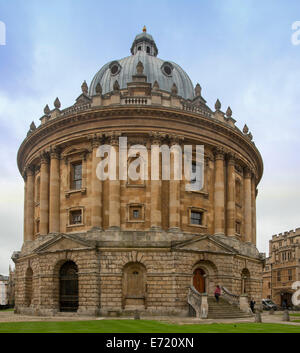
[13,230,264,317]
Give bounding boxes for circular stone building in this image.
[13,28,264,317]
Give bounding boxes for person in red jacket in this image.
[214,285,221,303]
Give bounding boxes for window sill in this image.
[66,223,84,228]
[186,190,209,198]
[127,220,145,223]
[189,224,207,229]
[126,183,146,188]
[65,188,86,198]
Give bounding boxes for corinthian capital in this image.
[49,145,61,159]
[213,147,225,160]
[39,151,50,164]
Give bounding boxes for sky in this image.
[0,0,300,275]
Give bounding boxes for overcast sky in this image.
[0,0,300,275]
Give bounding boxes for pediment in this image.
[173,235,237,255]
[34,234,95,254]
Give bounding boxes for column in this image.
[25,166,34,242]
[40,152,49,235]
[207,156,215,235]
[150,140,162,229]
[91,138,102,229]
[244,167,252,243]
[214,148,225,235]
[109,136,120,229]
[226,154,236,236]
[49,147,60,233]
[169,140,181,231]
[251,176,257,245]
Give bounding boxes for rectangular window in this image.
[128,205,143,221]
[235,221,241,235]
[71,162,82,190]
[268,282,271,289]
[70,210,82,225]
[288,269,293,281]
[190,211,203,225]
[277,271,281,282]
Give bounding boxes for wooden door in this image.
[193,269,206,293]
[124,263,145,307]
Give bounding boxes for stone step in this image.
[207,297,252,319]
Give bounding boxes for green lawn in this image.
[0,320,300,333]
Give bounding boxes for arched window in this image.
[36,176,40,203]
[235,179,241,205]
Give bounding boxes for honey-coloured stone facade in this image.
[13,30,264,317]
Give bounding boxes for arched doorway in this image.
[59,261,78,312]
[123,262,146,308]
[193,268,206,293]
[241,268,250,295]
[25,267,33,306]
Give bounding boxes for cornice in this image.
[17,105,263,183]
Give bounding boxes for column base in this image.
[168,227,181,233]
[108,226,121,231]
[150,226,162,231]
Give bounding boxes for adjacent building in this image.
[0,275,9,306]
[262,228,300,307]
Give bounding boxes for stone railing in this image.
[221,286,240,306]
[123,97,148,105]
[61,103,92,116]
[182,103,212,118]
[187,286,208,318]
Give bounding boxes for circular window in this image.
[161,62,173,77]
[109,61,121,76]
[110,65,119,75]
[164,65,171,75]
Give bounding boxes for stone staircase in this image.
[207,297,253,319]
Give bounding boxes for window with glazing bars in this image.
[190,211,202,225]
[71,162,82,190]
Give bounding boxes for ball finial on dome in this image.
[143,25,147,33]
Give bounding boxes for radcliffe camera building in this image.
[13,28,264,317]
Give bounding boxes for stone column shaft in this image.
[244,168,252,242]
[169,144,180,230]
[40,155,49,235]
[226,156,235,236]
[25,168,34,241]
[49,151,60,233]
[109,142,120,228]
[150,144,162,229]
[91,141,102,228]
[214,150,225,235]
[251,176,257,245]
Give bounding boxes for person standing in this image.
[250,298,256,313]
[214,285,221,303]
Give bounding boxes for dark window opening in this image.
[236,221,241,234]
[70,210,82,225]
[146,46,150,54]
[191,211,203,225]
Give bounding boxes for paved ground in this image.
[0,310,300,326]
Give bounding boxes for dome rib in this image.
[89,51,195,100]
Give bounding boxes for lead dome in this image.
[89,28,195,100]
